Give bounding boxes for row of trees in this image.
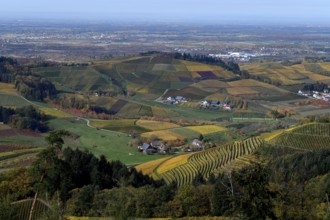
[0,105,48,132]
[174,52,241,74]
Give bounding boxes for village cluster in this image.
[163,96,232,110]
[138,139,205,155]
[298,89,330,101]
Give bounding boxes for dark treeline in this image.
[303,82,329,92]
[0,105,48,132]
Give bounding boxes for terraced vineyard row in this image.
[270,132,330,150]
[292,123,330,136]
[159,137,263,186]
[269,123,330,151]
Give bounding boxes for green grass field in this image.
[0,94,30,107]
[90,119,150,134]
[49,118,167,165]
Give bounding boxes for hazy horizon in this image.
[1,0,330,25]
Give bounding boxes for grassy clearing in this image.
[0,82,17,94]
[136,119,180,131]
[0,94,30,107]
[49,118,167,164]
[90,119,149,134]
[186,125,227,135]
[39,108,72,118]
[141,130,184,141]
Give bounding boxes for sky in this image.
[1,0,330,25]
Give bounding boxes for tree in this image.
[45,130,70,150]
[233,163,276,219]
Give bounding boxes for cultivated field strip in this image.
[159,137,263,186]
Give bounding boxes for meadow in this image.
[49,118,167,165]
[136,119,180,131]
[89,119,150,134]
[0,93,30,107]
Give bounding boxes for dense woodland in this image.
[15,74,57,101]
[0,105,48,132]
[0,57,58,101]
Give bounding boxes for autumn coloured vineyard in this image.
[157,137,263,186]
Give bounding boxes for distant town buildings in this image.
[209,51,269,62]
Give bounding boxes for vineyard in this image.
[0,147,43,171]
[157,137,263,186]
[12,198,52,220]
[268,123,330,150]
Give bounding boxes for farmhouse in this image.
[200,100,209,108]
[138,143,157,155]
[151,141,168,154]
[191,139,205,151]
[138,141,168,154]
[164,96,187,104]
